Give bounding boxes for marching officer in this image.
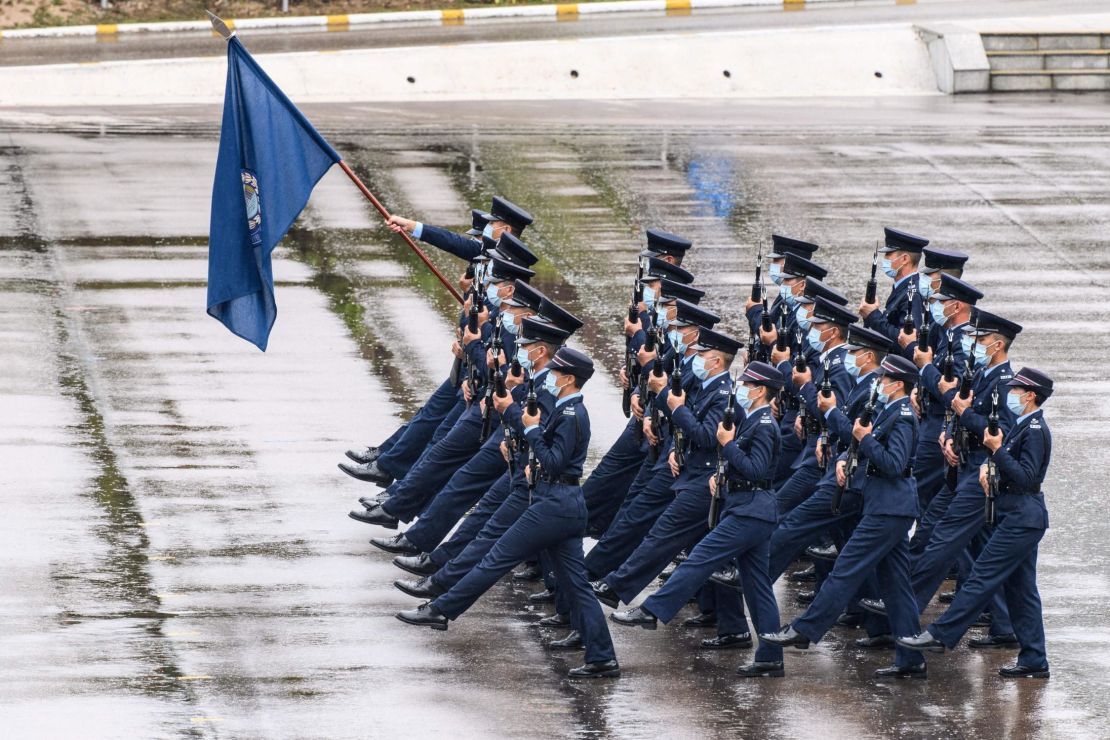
[859,227,928,344]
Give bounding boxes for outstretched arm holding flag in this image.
[206,13,460,351]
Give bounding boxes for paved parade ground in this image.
[2,95,1110,737]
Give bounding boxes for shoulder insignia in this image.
[831,357,842,366]
[1029,419,1042,429]
[900,407,913,416]
[562,408,577,416]
[719,389,730,395]
[760,416,773,424]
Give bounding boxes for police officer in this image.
[386,195,533,262]
[898,368,1054,678]
[859,228,929,344]
[611,361,786,677]
[895,246,969,361]
[762,355,926,679]
[397,348,621,679]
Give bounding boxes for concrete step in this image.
[989,69,1110,92]
[987,50,1110,71]
[981,32,1110,52]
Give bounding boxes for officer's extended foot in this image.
[512,563,543,582]
[348,505,398,529]
[345,446,381,465]
[394,576,444,599]
[539,612,572,628]
[700,632,753,650]
[682,611,717,629]
[806,543,839,562]
[795,590,815,606]
[338,460,393,486]
[760,626,810,649]
[896,633,946,653]
[610,606,657,630]
[788,565,818,583]
[369,533,420,555]
[359,492,389,510]
[969,633,1020,649]
[393,552,438,577]
[528,588,555,603]
[568,660,621,678]
[736,660,784,678]
[858,597,887,616]
[999,664,1049,679]
[836,612,864,628]
[547,630,584,650]
[938,590,956,604]
[396,602,448,630]
[591,581,620,608]
[855,634,895,649]
[708,565,743,592]
[874,664,927,680]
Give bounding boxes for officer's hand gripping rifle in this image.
[794,330,809,442]
[902,282,917,338]
[464,284,482,406]
[832,377,879,514]
[525,376,539,501]
[710,385,736,528]
[817,358,833,471]
[985,387,1000,526]
[917,298,932,414]
[480,314,504,442]
[671,356,686,472]
[622,265,644,418]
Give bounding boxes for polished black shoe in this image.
[393,552,437,577]
[896,633,946,653]
[568,660,620,678]
[396,602,447,630]
[529,588,555,603]
[610,606,657,630]
[658,563,676,582]
[709,566,743,592]
[836,612,864,628]
[369,533,420,555]
[874,664,927,680]
[348,505,398,529]
[682,611,717,629]
[999,664,1049,679]
[591,581,620,608]
[539,612,572,628]
[548,630,584,650]
[806,543,838,562]
[760,626,810,649]
[736,660,784,678]
[795,590,815,605]
[858,598,887,616]
[938,590,956,604]
[969,633,1019,649]
[973,612,992,627]
[512,563,543,582]
[788,565,818,583]
[700,632,752,650]
[359,493,389,510]
[394,576,444,599]
[338,460,393,486]
[345,446,381,465]
[855,634,895,649]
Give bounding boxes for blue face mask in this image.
[930,300,948,326]
[918,273,934,300]
[769,263,784,285]
[691,355,709,380]
[736,387,755,412]
[970,340,993,369]
[1006,390,1026,416]
[504,312,520,335]
[795,306,812,331]
[486,283,503,308]
[516,346,533,372]
[960,334,973,356]
[807,327,826,353]
[667,329,687,354]
[655,304,671,330]
[781,284,796,306]
[881,257,897,279]
[482,223,494,240]
[642,284,656,308]
[543,372,561,397]
[845,352,861,379]
[877,384,892,405]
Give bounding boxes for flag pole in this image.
[207,11,464,305]
[336,161,463,304]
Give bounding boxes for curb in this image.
[0,0,842,40]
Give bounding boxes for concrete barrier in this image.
[1,0,846,40]
[0,23,940,106]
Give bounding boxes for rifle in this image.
[917,301,932,415]
[648,350,666,463]
[794,330,808,441]
[954,317,980,466]
[833,377,879,514]
[503,355,523,477]
[464,284,482,406]
[634,309,657,442]
[865,242,879,304]
[525,376,539,502]
[817,358,833,471]
[479,314,504,442]
[902,282,917,337]
[710,383,736,528]
[775,302,789,353]
[758,285,773,363]
[985,387,1000,525]
[622,265,644,418]
[751,241,764,302]
[671,356,686,472]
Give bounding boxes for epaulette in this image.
[759,416,774,424]
[562,407,577,416]
[831,357,842,366]
[900,406,913,416]
[1029,419,1042,429]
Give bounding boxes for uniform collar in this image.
[893,273,913,289]
[703,370,729,386]
[556,392,582,408]
[819,343,845,363]
[1017,408,1042,425]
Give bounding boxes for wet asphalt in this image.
[2,95,1110,737]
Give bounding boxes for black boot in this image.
[999,664,1049,679]
[969,633,1019,649]
[610,606,657,630]
[874,664,927,680]
[806,543,838,562]
[682,612,717,629]
[700,633,753,650]
[855,634,895,649]
[591,581,619,608]
[393,552,437,577]
[708,565,743,592]
[896,633,946,653]
[348,505,398,529]
[394,576,444,599]
[568,660,620,678]
[736,661,784,678]
[539,612,572,628]
[345,446,381,465]
[512,563,543,582]
[788,565,818,583]
[548,630,584,650]
[396,602,448,630]
[338,460,393,486]
[369,533,420,555]
[528,588,555,604]
[760,626,810,649]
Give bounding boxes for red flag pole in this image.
[338,160,463,304]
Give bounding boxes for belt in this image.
[540,474,581,485]
[728,480,772,493]
[866,464,914,478]
[1000,486,1042,496]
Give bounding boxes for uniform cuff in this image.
[413,222,424,240]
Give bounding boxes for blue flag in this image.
[207,37,340,351]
